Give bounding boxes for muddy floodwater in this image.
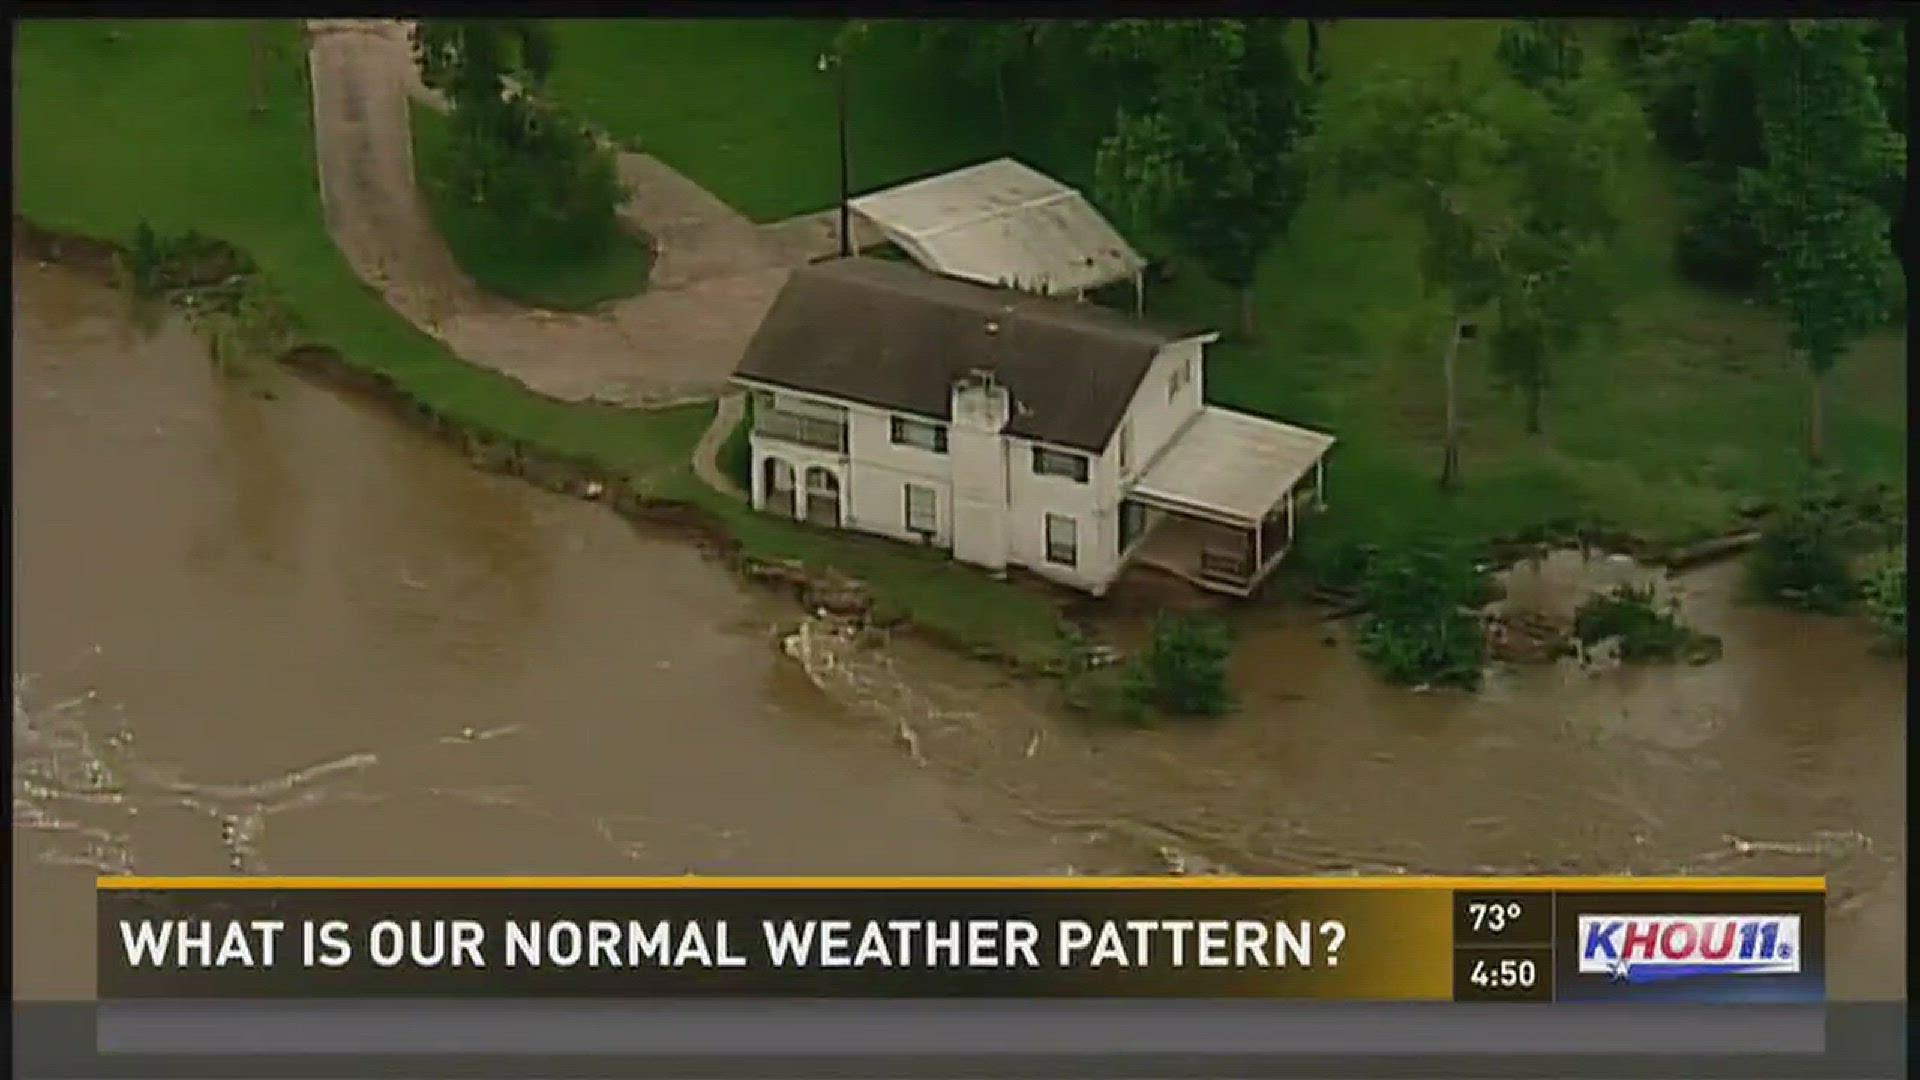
[12,260,1907,1000]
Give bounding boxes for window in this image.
[1044,514,1078,567]
[890,416,948,453]
[1117,421,1133,474]
[1032,446,1090,483]
[1168,358,1191,401]
[904,483,937,535]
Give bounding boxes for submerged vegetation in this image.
[1355,544,1491,689]
[1572,584,1722,664]
[1857,545,1906,653]
[1064,613,1234,722]
[123,220,295,387]
[1747,478,1902,613]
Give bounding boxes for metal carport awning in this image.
[849,158,1146,299]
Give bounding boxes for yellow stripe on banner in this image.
[96,875,1827,892]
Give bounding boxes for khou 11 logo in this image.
[1576,914,1801,984]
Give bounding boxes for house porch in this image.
[1122,407,1334,597]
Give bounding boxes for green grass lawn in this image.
[13,18,1070,669]
[549,17,1907,558]
[542,19,1092,222]
[409,102,654,311]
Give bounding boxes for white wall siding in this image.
[1123,339,1206,480]
[735,333,1213,597]
[1006,436,1118,593]
[847,459,954,548]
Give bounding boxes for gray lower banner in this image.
[97,999,1824,1057]
[13,1001,1908,1078]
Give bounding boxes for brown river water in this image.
[11,260,1907,1000]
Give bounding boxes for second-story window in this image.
[1168,358,1191,401]
[890,416,948,453]
[1032,446,1090,483]
[1117,421,1133,474]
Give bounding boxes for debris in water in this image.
[439,723,521,746]
[398,571,428,590]
[582,481,604,499]
[1024,730,1042,759]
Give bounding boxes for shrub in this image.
[1858,545,1906,652]
[1295,534,1378,594]
[1573,584,1721,663]
[1132,613,1234,717]
[1357,609,1486,689]
[1068,614,1234,721]
[1749,492,1857,612]
[1356,544,1490,689]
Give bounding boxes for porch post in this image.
[1133,270,1145,317]
[1286,490,1296,545]
[1315,457,1326,509]
[1251,517,1262,570]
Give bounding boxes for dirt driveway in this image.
[306,20,822,408]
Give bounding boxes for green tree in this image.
[1487,75,1638,434]
[411,20,624,257]
[1094,20,1315,335]
[1738,20,1904,462]
[892,21,1045,138]
[1312,60,1514,488]
[1496,18,1583,95]
[1305,19,1329,80]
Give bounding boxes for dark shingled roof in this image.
[734,258,1200,453]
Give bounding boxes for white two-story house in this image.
[732,258,1335,597]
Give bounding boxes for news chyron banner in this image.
[96,876,1826,1004]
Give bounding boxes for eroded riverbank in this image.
[13,259,1906,1000]
[11,260,1110,999]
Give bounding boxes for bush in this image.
[1749,492,1858,612]
[1295,534,1378,594]
[1355,544,1490,689]
[1067,614,1234,721]
[1573,584,1721,663]
[1133,613,1235,717]
[1858,545,1906,652]
[1358,609,1487,689]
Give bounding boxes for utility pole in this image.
[820,50,852,258]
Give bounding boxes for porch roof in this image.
[1129,407,1335,526]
